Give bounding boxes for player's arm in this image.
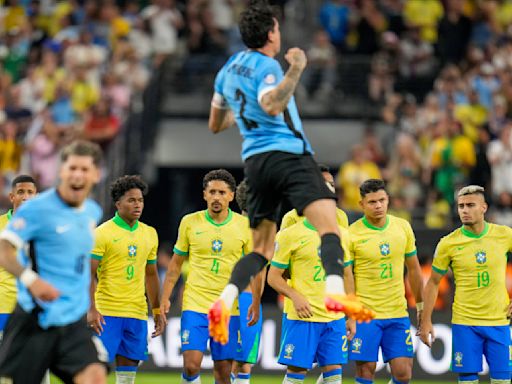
[268,265,312,318]
[159,253,186,315]
[87,258,105,335]
[0,238,59,301]
[146,263,165,336]
[419,270,443,348]
[208,105,235,134]
[259,48,307,116]
[405,255,424,328]
[247,268,266,326]
[343,264,356,340]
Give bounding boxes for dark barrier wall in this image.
[141,308,509,380]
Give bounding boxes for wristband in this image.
[416,302,424,311]
[20,268,38,288]
[152,308,161,316]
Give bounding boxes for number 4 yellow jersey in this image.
[349,215,417,319]
[174,209,251,315]
[432,222,512,326]
[91,213,158,320]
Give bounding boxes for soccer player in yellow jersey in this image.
[421,185,512,384]
[160,170,252,384]
[348,179,423,384]
[88,175,165,384]
[0,175,37,339]
[280,164,349,230]
[268,219,356,384]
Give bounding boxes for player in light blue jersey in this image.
[0,141,108,384]
[208,0,373,345]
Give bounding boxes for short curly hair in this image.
[239,0,277,49]
[236,179,248,212]
[110,175,148,203]
[203,169,236,192]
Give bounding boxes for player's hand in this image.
[247,302,260,326]
[507,301,512,319]
[419,320,435,348]
[87,307,105,336]
[291,292,312,319]
[284,48,307,72]
[160,299,170,315]
[28,278,60,302]
[152,313,166,338]
[346,318,356,341]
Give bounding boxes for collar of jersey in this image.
[362,215,389,231]
[113,212,139,232]
[205,208,232,227]
[6,209,12,221]
[461,221,489,239]
[303,219,316,231]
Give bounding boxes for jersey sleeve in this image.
[147,227,158,265]
[91,227,106,261]
[403,220,417,257]
[173,216,190,256]
[432,239,450,275]
[340,228,353,266]
[271,230,292,269]
[212,66,229,109]
[337,209,349,229]
[0,202,41,249]
[256,59,283,105]
[280,210,298,230]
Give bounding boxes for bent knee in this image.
[74,363,107,384]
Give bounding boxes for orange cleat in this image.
[208,299,230,345]
[325,294,376,322]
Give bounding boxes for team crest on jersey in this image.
[128,245,137,257]
[352,338,362,353]
[182,329,190,344]
[379,242,390,256]
[11,217,25,230]
[212,239,223,253]
[475,251,487,264]
[264,73,276,85]
[283,344,295,359]
[454,352,463,367]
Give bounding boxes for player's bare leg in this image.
[182,350,203,384]
[73,363,107,384]
[389,357,412,383]
[304,199,375,321]
[209,220,275,343]
[213,360,232,384]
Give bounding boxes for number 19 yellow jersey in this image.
[432,222,512,326]
[174,209,251,315]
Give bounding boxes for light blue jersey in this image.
[213,50,313,160]
[0,189,102,328]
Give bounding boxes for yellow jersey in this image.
[0,210,14,314]
[272,220,352,322]
[280,208,349,230]
[174,209,251,315]
[91,213,158,320]
[349,215,417,319]
[432,222,512,326]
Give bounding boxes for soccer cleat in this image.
[208,299,230,345]
[325,294,376,322]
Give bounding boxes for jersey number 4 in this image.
[236,89,258,130]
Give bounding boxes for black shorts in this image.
[0,306,108,384]
[245,151,335,228]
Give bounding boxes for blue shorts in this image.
[278,318,347,369]
[99,316,148,363]
[349,317,413,363]
[0,314,10,332]
[236,292,262,364]
[181,310,239,361]
[451,324,511,374]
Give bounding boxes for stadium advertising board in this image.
[143,309,509,380]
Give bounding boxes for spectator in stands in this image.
[435,65,468,110]
[301,29,337,100]
[437,0,472,66]
[487,122,512,198]
[351,0,387,55]
[337,143,381,212]
[319,0,351,51]
[398,25,436,80]
[454,88,488,143]
[0,120,23,181]
[368,31,399,103]
[470,0,501,49]
[471,62,501,110]
[489,191,512,226]
[83,96,120,150]
[403,0,444,44]
[487,94,509,138]
[69,63,100,114]
[424,189,452,229]
[379,0,405,37]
